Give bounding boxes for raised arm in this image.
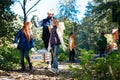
[33,17,43,28]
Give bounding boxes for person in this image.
[97,32,107,57]
[112,28,118,43]
[48,19,66,73]
[68,32,75,62]
[13,21,35,71]
[34,9,55,50]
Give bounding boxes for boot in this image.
[21,68,25,71]
[29,63,33,71]
[21,62,25,71]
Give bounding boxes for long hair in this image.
[22,22,33,41]
[52,19,59,26]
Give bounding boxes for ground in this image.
[0,61,80,80]
[0,54,100,80]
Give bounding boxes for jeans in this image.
[19,49,32,70]
[51,45,60,69]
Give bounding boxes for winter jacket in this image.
[13,29,34,50]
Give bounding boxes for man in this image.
[34,10,55,50]
[97,32,107,57]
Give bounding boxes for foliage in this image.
[31,26,44,49]
[0,0,16,40]
[0,46,20,70]
[58,48,68,61]
[57,0,80,22]
[0,0,14,11]
[73,0,120,50]
[0,0,24,70]
[92,0,120,23]
[69,49,120,80]
[68,49,94,79]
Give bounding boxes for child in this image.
[48,19,66,73]
[68,32,75,62]
[13,21,35,71]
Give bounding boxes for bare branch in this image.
[17,1,24,11]
[26,0,41,15]
[26,9,37,16]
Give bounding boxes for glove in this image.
[13,43,17,48]
[31,48,35,52]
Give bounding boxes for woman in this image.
[68,32,75,62]
[13,21,34,71]
[49,19,63,73]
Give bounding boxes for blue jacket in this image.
[14,29,34,50]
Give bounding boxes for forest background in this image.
[0,0,120,79]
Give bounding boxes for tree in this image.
[57,0,80,22]
[16,0,41,23]
[92,0,120,44]
[0,0,16,42]
[56,0,80,38]
[72,0,117,50]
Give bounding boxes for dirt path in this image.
[0,62,80,80]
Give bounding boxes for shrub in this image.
[58,48,68,61]
[69,49,120,80]
[0,46,20,70]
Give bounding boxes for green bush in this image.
[58,52,68,61]
[58,48,68,61]
[0,46,20,70]
[69,49,120,80]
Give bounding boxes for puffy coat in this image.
[14,29,34,50]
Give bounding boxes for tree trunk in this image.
[24,14,27,24]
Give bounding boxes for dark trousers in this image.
[43,39,49,50]
[19,49,32,70]
[42,30,50,50]
[99,48,105,57]
[69,49,75,61]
